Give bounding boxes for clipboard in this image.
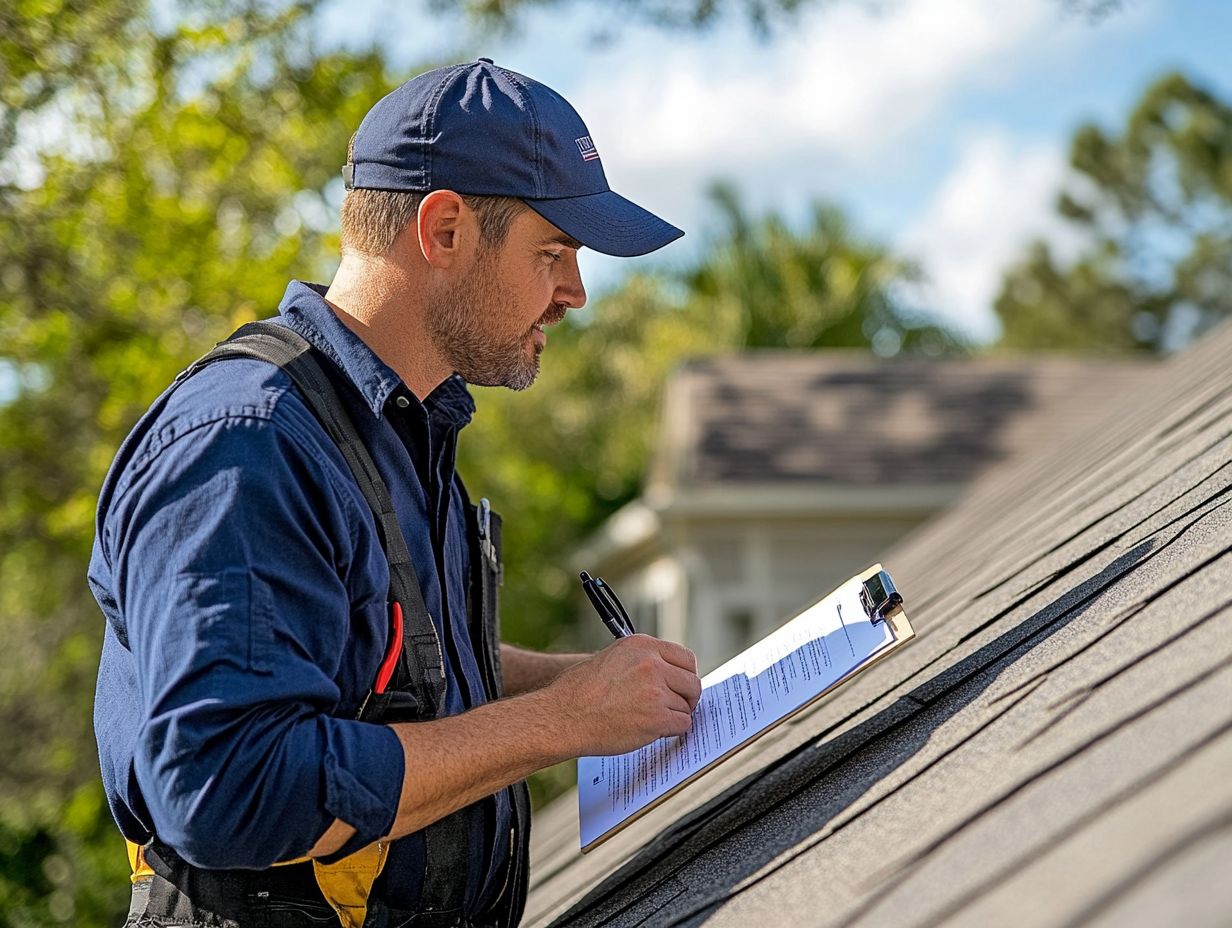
[577,563,915,852]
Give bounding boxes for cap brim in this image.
[524,190,684,258]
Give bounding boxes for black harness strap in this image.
[461,485,532,928]
[196,321,447,720]
[143,320,524,925]
[199,322,493,919]
[479,506,531,928]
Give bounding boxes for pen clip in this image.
[580,571,636,637]
[593,576,635,636]
[580,573,612,627]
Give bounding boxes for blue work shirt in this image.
[89,280,511,914]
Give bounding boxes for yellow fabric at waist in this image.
[124,838,388,928]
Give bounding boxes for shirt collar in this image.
[277,280,476,428]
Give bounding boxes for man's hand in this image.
[545,635,702,756]
[308,635,702,855]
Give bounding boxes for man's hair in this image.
[340,134,526,257]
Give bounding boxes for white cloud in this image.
[897,131,1079,341]
[486,0,1146,306]
[573,0,1057,173]
[540,0,1085,295]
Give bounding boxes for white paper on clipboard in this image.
[577,565,912,851]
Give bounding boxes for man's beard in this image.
[428,249,546,391]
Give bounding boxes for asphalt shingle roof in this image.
[525,324,1232,927]
[651,355,1150,490]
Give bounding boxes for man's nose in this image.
[558,253,587,310]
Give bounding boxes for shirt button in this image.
[395,395,410,409]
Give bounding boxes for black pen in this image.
[580,570,636,638]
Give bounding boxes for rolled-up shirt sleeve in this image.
[107,410,404,869]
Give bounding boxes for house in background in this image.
[573,353,1150,671]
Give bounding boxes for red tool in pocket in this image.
[373,601,404,694]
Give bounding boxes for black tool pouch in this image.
[462,490,532,928]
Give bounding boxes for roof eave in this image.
[573,482,963,573]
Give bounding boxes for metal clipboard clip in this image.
[860,569,903,625]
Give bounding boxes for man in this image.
[89,59,701,927]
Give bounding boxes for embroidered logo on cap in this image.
[575,136,600,162]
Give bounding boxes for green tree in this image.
[438,0,1125,36]
[685,184,960,354]
[0,1,144,161]
[0,3,394,922]
[995,72,1232,354]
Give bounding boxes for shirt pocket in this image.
[179,569,275,675]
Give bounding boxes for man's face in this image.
[429,207,587,391]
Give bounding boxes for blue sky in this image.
[7,3,1221,405]
[282,0,1232,340]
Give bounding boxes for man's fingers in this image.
[655,639,698,673]
[662,662,702,709]
[664,698,694,734]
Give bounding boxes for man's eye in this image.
[542,251,562,262]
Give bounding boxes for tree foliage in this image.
[995,72,1232,354]
[432,0,811,35]
[686,184,959,354]
[0,2,391,922]
[0,0,145,160]
[432,0,1125,37]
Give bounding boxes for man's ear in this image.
[416,190,471,268]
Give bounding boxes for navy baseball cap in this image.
[344,59,684,258]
